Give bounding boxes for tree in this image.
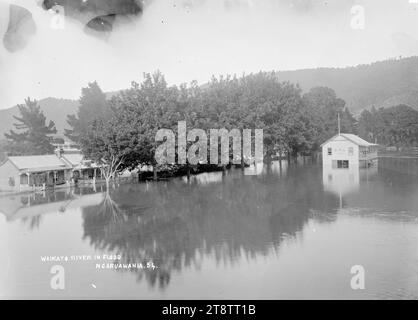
[303,86,357,149]
[197,72,316,162]
[358,107,378,142]
[237,73,313,159]
[78,72,186,181]
[75,71,356,176]
[4,98,57,155]
[376,105,418,148]
[65,81,110,143]
[358,105,418,147]
[108,72,187,179]
[80,118,124,188]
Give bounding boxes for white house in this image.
[0,148,103,193]
[0,155,72,192]
[321,133,378,169]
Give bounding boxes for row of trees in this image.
[358,105,418,148]
[4,71,416,182]
[66,72,356,181]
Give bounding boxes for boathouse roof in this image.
[320,134,378,148]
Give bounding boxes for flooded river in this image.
[1,159,418,299]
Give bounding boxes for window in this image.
[348,147,353,155]
[8,177,15,187]
[20,174,28,185]
[332,160,349,169]
[337,160,349,169]
[328,147,332,155]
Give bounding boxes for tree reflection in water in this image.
[82,165,340,289]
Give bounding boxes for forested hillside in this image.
[277,56,418,114]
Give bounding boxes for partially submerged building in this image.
[0,148,102,192]
[0,154,72,192]
[60,152,101,182]
[321,133,378,168]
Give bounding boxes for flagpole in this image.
[338,113,341,135]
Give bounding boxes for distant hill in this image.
[0,92,121,140]
[1,56,417,140]
[0,98,79,139]
[277,56,418,114]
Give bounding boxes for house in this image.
[321,133,378,169]
[59,151,102,182]
[0,146,104,192]
[0,154,73,192]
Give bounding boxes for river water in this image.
[1,159,418,299]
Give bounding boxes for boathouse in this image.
[321,133,378,168]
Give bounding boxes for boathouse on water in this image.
[321,133,378,168]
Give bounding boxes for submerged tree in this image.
[106,72,187,179]
[77,71,356,177]
[80,118,125,188]
[4,98,57,155]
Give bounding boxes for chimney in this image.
[55,147,64,158]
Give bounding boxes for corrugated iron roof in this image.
[340,134,377,146]
[61,153,100,169]
[8,155,71,172]
[61,153,84,166]
[321,134,378,147]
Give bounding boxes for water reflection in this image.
[0,186,106,230]
[322,159,418,214]
[1,159,418,298]
[323,163,360,196]
[322,162,378,209]
[80,163,338,288]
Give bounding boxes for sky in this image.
[0,0,418,109]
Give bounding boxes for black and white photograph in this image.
[0,0,418,305]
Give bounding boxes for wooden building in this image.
[321,133,378,169]
[0,155,72,192]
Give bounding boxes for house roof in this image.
[7,155,71,173]
[320,134,378,147]
[61,153,100,169]
[61,153,84,166]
